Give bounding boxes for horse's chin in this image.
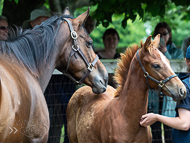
[89,71,108,94]
[92,85,107,94]
[91,78,107,94]
[171,93,186,102]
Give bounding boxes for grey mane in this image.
[0,16,62,76]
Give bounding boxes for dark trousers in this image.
[151,121,173,143]
[150,96,173,143]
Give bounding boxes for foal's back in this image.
[67,85,116,143]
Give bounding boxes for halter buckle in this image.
[88,63,93,72]
[144,72,149,77]
[159,81,165,87]
[71,30,77,39]
[72,45,79,51]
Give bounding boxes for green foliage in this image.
[75,2,190,51]
[90,0,190,29]
[0,0,4,15]
[74,6,146,52]
[145,1,190,47]
[14,0,18,3]
[8,0,18,4]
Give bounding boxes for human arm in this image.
[164,43,184,59]
[140,108,190,131]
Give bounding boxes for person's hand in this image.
[140,113,157,127]
[158,44,167,54]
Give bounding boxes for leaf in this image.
[146,3,160,17]
[121,17,128,28]
[141,3,147,9]
[102,21,109,27]
[9,0,18,4]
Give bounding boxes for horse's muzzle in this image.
[171,87,186,101]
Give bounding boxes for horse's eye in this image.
[86,41,93,48]
[151,64,160,69]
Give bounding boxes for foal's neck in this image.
[118,59,149,124]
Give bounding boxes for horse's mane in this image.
[0,15,72,76]
[114,44,140,97]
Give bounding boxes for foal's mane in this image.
[114,44,140,97]
[0,15,72,76]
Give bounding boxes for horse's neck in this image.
[36,53,57,93]
[36,24,69,93]
[117,59,149,124]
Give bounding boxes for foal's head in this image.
[139,35,186,101]
[55,8,108,94]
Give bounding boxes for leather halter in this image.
[136,49,177,97]
[62,18,99,85]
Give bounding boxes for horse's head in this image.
[55,8,108,94]
[138,35,186,101]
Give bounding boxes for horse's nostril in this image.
[100,79,104,85]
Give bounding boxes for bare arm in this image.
[140,108,190,131]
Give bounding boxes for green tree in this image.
[91,0,190,29]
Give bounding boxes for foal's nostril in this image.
[179,88,186,99]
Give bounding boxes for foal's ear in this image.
[153,34,160,48]
[143,35,152,52]
[63,7,70,15]
[73,7,90,29]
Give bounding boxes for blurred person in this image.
[178,36,190,78]
[181,37,190,58]
[140,45,190,143]
[97,28,120,59]
[148,22,184,143]
[153,22,183,59]
[96,28,120,88]
[0,15,8,40]
[22,5,50,29]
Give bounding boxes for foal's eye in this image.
[151,64,161,69]
[86,41,93,48]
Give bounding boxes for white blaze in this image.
[158,51,175,74]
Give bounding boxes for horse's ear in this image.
[63,7,70,15]
[152,34,160,49]
[73,7,90,29]
[143,35,152,52]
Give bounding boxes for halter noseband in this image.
[136,49,177,97]
[62,18,99,85]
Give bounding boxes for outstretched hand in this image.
[140,113,158,127]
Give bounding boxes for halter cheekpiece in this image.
[62,18,99,85]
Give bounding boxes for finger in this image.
[141,114,148,119]
[140,118,146,125]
